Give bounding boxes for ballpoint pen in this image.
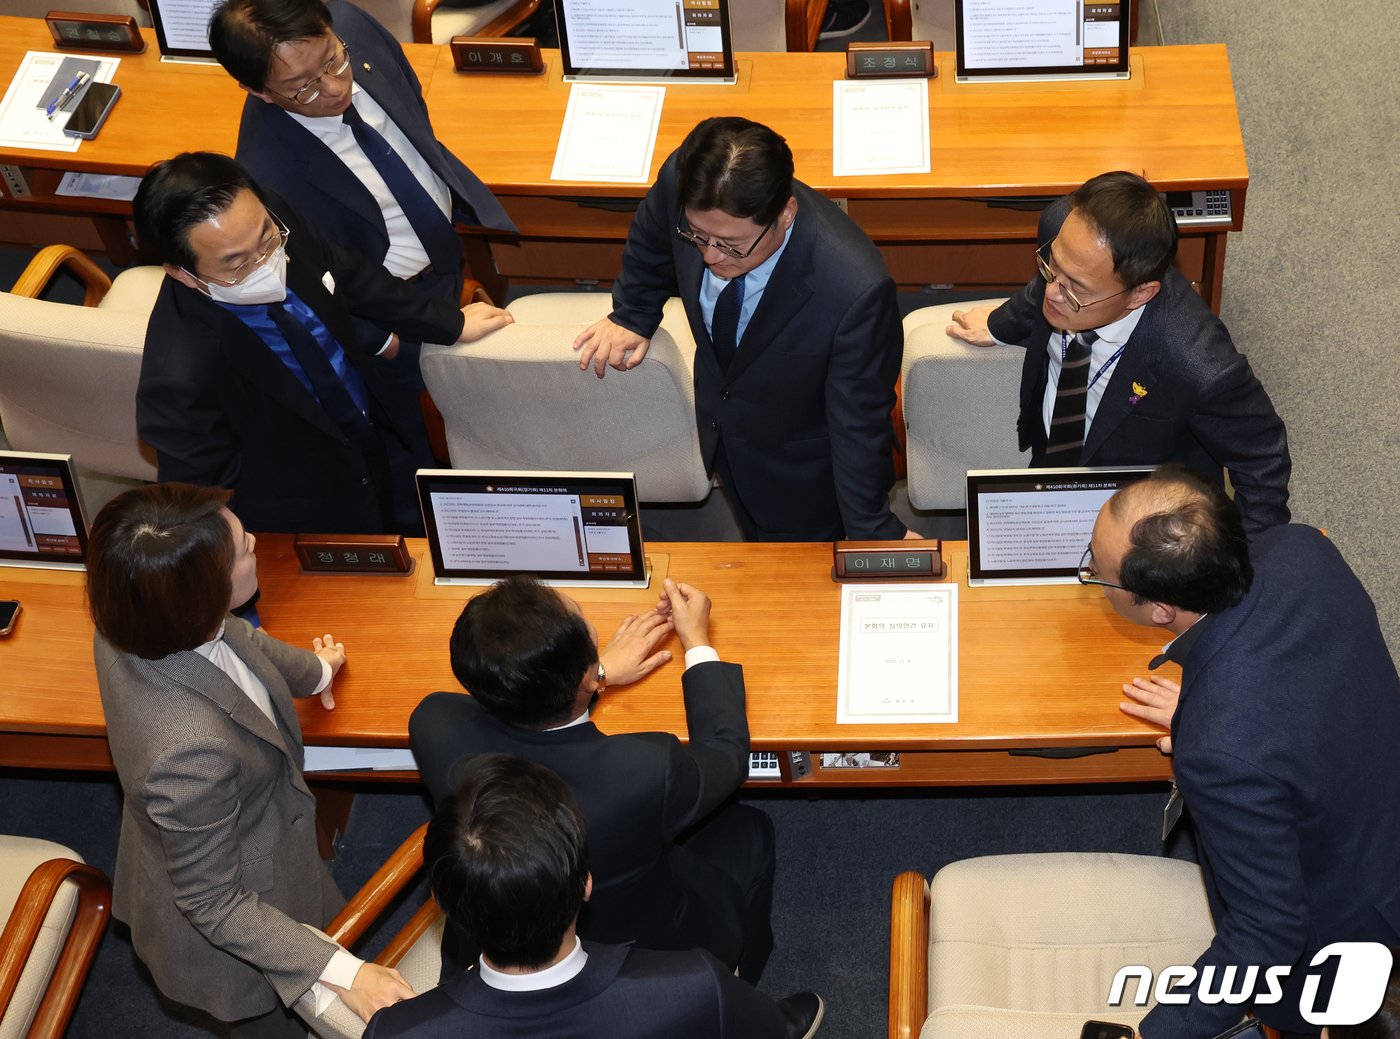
[46,71,90,120]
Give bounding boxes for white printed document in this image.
[0,51,120,153]
[832,78,931,177]
[836,583,958,724]
[551,84,665,183]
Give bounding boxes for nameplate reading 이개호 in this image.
[836,583,958,725]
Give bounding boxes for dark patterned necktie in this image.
[340,102,462,276]
[710,274,746,371]
[1044,330,1099,463]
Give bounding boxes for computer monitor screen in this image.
[955,0,1130,82]
[0,451,90,571]
[965,466,1153,585]
[417,469,649,587]
[558,0,736,83]
[147,0,220,61]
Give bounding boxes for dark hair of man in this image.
[426,754,589,970]
[1109,464,1253,615]
[675,116,794,228]
[1068,170,1179,288]
[86,483,235,660]
[208,0,332,92]
[1331,951,1400,1038]
[133,151,257,274]
[448,576,597,729]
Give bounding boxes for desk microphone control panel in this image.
[1164,189,1233,227]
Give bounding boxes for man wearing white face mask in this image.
[134,151,513,536]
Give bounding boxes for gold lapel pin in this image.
[362,62,372,72]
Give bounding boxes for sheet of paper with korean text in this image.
[837,583,958,724]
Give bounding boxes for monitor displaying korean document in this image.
[417,469,650,588]
[558,0,736,83]
[966,466,1152,586]
[955,0,1130,82]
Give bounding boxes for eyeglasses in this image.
[1037,245,1130,313]
[282,37,351,106]
[195,212,289,287]
[674,211,776,261]
[1077,545,1128,592]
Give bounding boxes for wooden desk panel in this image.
[0,17,1245,307]
[0,540,1175,786]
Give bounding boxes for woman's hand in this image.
[313,633,346,709]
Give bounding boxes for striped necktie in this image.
[1044,329,1099,463]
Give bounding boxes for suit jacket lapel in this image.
[221,622,314,798]
[264,108,391,250]
[718,220,815,384]
[1083,311,1157,461]
[149,646,312,798]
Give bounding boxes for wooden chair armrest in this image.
[376,898,442,969]
[323,824,428,950]
[460,277,492,307]
[10,246,113,306]
[888,870,930,1039]
[414,0,539,43]
[787,0,828,51]
[883,0,914,42]
[0,858,112,1038]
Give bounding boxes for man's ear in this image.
[583,873,593,903]
[1149,600,1178,628]
[782,195,799,230]
[1127,279,1161,310]
[164,263,203,292]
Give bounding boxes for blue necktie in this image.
[711,274,746,372]
[340,102,463,276]
[267,295,373,445]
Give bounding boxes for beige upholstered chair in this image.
[889,853,1217,1039]
[0,246,160,482]
[409,0,539,45]
[296,825,445,1039]
[0,836,112,1039]
[900,299,1023,510]
[421,292,709,503]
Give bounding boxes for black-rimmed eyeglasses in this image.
[1077,545,1128,591]
[1037,244,1130,313]
[675,211,776,261]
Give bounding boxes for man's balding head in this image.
[1091,466,1253,623]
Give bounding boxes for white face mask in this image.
[199,244,288,306]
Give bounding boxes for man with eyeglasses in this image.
[573,117,913,543]
[946,171,1290,537]
[134,152,512,536]
[1079,465,1400,1039]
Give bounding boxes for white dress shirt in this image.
[1038,305,1147,438]
[480,936,588,991]
[288,85,452,279]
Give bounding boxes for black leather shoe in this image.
[778,991,825,1039]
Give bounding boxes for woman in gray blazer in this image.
[87,483,413,1037]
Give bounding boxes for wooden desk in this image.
[0,17,1246,308]
[0,539,1176,788]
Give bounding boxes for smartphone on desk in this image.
[0,600,21,636]
[1081,1023,1134,1039]
[63,82,121,139]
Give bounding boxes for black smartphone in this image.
[62,81,121,139]
[0,600,20,636]
[1080,1022,1135,1039]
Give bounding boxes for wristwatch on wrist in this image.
[595,659,606,694]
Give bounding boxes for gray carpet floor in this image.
[2,0,1396,1036]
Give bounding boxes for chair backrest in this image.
[884,0,955,49]
[926,852,1215,1035]
[901,299,1022,510]
[0,836,111,1039]
[422,293,708,503]
[0,268,161,482]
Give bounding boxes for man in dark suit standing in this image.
[210,0,515,304]
[572,117,913,542]
[410,574,776,985]
[134,152,512,535]
[947,171,1290,536]
[1083,465,1400,1039]
[364,754,822,1038]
